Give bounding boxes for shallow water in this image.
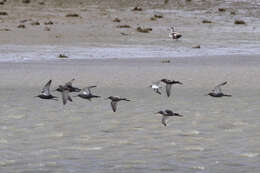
[0,57,260,173]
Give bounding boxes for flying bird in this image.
[56,78,81,92]
[161,79,183,97]
[106,96,130,112]
[156,109,183,126]
[169,26,182,40]
[149,81,162,95]
[208,81,232,97]
[78,86,101,101]
[35,80,58,100]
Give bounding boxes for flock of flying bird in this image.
[36,26,232,126]
[35,77,232,127]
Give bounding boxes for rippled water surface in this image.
[0,56,259,173]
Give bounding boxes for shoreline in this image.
[0,44,260,62]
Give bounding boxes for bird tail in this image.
[223,94,232,97]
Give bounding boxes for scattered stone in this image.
[150,17,156,21]
[136,27,152,33]
[234,20,246,25]
[31,21,40,26]
[154,14,163,19]
[0,11,8,15]
[38,1,44,5]
[132,6,142,11]
[44,27,50,31]
[22,0,30,4]
[0,28,10,31]
[58,54,68,59]
[120,32,128,36]
[202,19,212,24]
[112,18,121,22]
[44,21,54,25]
[218,8,226,12]
[65,13,80,17]
[116,25,131,28]
[17,24,26,28]
[192,45,201,49]
[161,60,171,63]
[230,11,236,15]
[20,19,28,23]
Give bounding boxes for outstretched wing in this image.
[61,90,72,105]
[161,116,169,126]
[41,80,52,96]
[111,101,118,112]
[152,80,161,86]
[213,81,227,94]
[165,84,172,97]
[65,78,75,87]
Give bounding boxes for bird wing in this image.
[153,80,161,85]
[161,116,169,126]
[81,86,96,95]
[61,90,72,105]
[41,80,52,96]
[111,101,118,112]
[213,81,227,94]
[65,78,75,87]
[166,84,172,97]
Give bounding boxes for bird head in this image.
[155,111,164,115]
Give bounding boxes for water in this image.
[0,57,259,172]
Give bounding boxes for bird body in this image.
[208,81,232,97]
[149,81,162,95]
[56,79,81,92]
[156,109,183,126]
[107,96,130,112]
[36,80,58,100]
[78,86,100,101]
[161,79,183,97]
[169,27,182,40]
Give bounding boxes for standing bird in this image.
[35,80,58,100]
[208,81,232,97]
[149,81,162,95]
[78,86,101,101]
[161,79,183,97]
[58,85,73,105]
[56,78,81,92]
[169,26,182,40]
[106,96,130,112]
[156,109,183,126]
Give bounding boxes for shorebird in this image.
[35,80,58,100]
[106,96,130,112]
[56,78,81,92]
[161,79,183,97]
[208,81,232,97]
[78,86,101,101]
[149,81,162,95]
[156,109,183,126]
[169,26,182,40]
[58,85,73,105]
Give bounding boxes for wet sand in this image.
[0,55,260,172]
